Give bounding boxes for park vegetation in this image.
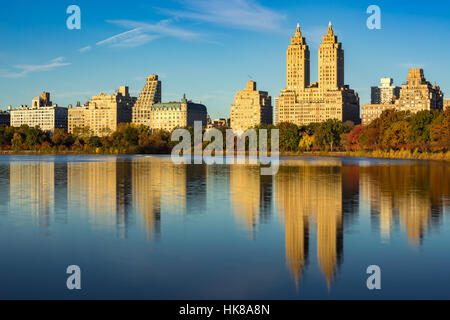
[0,108,449,160]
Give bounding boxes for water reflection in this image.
[275,161,345,288]
[9,162,56,227]
[2,156,450,295]
[360,164,449,245]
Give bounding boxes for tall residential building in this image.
[68,86,136,136]
[132,75,162,127]
[278,23,360,126]
[394,68,443,112]
[230,80,273,131]
[68,102,88,134]
[150,94,207,132]
[371,78,401,104]
[361,69,444,125]
[10,92,68,131]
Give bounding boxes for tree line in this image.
[0,124,173,154]
[254,108,450,154]
[0,108,448,156]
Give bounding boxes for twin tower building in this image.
[231,22,360,131]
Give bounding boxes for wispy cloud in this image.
[97,19,200,48]
[1,57,71,79]
[78,46,92,53]
[160,0,286,32]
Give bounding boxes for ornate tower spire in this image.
[319,22,344,89]
[291,23,306,45]
[287,24,310,89]
[327,21,334,35]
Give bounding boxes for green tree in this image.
[313,119,345,151]
[277,122,300,152]
[409,110,436,146]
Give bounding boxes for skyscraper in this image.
[318,22,344,89]
[132,75,162,127]
[278,23,360,126]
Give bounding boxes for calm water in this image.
[0,155,449,299]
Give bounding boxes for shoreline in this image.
[1,150,449,162]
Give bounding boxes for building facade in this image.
[68,86,136,136]
[394,68,443,113]
[230,81,273,131]
[444,100,450,111]
[132,75,162,127]
[68,103,88,134]
[150,95,207,132]
[278,23,360,126]
[10,92,68,131]
[371,78,400,104]
[361,103,395,126]
[361,69,444,125]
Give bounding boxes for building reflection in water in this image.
[4,156,449,290]
[9,162,56,228]
[275,160,346,289]
[70,157,190,240]
[229,165,273,239]
[360,164,449,245]
[131,157,191,241]
[67,160,124,235]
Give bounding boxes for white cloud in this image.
[79,46,92,53]
[1,57,71,79]
[97,19,200,48]
[161,0,286,32]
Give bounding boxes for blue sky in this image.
[0,0,449,119]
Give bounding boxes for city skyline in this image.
[1,0,449,119]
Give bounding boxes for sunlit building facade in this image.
[278,23,360,126]
[230,80,273,131]
[132,75,162,127]
[68,86,136,136]
[394,68,443,112]
[371,78,400,104]
[150,95,207,132]
[361,103,395,126]
[10,92,68,132]
[361,69,444,125]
